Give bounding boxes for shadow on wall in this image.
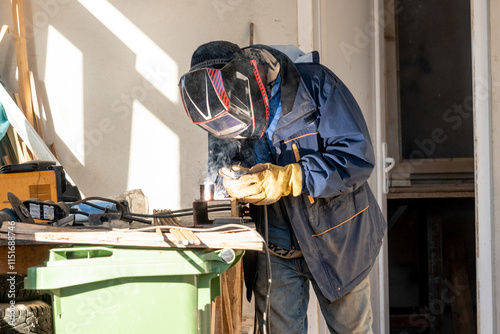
[24,0,195,209]
[3,0,297,209]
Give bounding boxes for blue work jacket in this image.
[210,45,387,302]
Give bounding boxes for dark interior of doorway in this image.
[397,0,473,160]
[387,198,476,334]
[388,0,476,331]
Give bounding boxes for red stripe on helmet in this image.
[250,59,270,138]
[208,69,230,109]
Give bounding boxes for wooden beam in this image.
[427,205,444,334]
[0,244,55,275]
[6,127,21,163]
[11,0,35,127]
[49,143,59,160]
[221,261,243,334]
[13,92,33,161]
[29,71,44,140]
[444,237,476,334]
[221,273,235,334]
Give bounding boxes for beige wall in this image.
[1,0,297,210]
[317,0,376,138]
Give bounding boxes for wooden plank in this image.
[387,183,475,199]
[221,272,234,334]
[387,191,475,199]
[29,71,44,140]
[152,209,162,237]
[221,261,243,334]
[213,296,224,334]
[1,132,17,164]
[156,209,201,245]
[0,223,264,251]
[49,143,59,160]
[427,205,443,334]
[13,92,32,161]
[444,237,476,334]
[11,0,34,127]
[0,244,56,274]
[6,127,21,164]
[211,300,217,334]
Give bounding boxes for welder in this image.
[179,41,387,334]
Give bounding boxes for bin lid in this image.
[25,246,243,290]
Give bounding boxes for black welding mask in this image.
[179,54,270,139]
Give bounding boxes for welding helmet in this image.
[179,45,270,139]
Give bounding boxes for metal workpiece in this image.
[193,199,209,226]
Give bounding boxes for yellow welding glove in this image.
[221,163,302,205]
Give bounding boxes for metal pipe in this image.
[192,200,209,227]
[230,199,241,218]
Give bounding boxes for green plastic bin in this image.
[24,246,243,334]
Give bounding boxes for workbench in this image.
[0,219,261,334]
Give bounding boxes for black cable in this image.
[124,212,195,219]
[263,205,271,334]
[124,207,232,219]
[71,196,127,220]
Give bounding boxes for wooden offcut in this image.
[154,208,201,246]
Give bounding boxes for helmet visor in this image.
[198,112,249,138]
[179,57,256,138]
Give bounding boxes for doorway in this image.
[384,0,476,333]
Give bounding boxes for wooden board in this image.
[11,0,34,126]
[444,237,476,334]
[0,222,264,251]
[0,244,56,275]
[220,260,243,334]
[29,71,44,140]
[388,183,475,199]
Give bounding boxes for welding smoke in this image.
[206,134,249,199]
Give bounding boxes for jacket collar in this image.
[240,45,317,145]
[242,44,302,117]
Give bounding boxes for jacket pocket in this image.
[310,185,369,237]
